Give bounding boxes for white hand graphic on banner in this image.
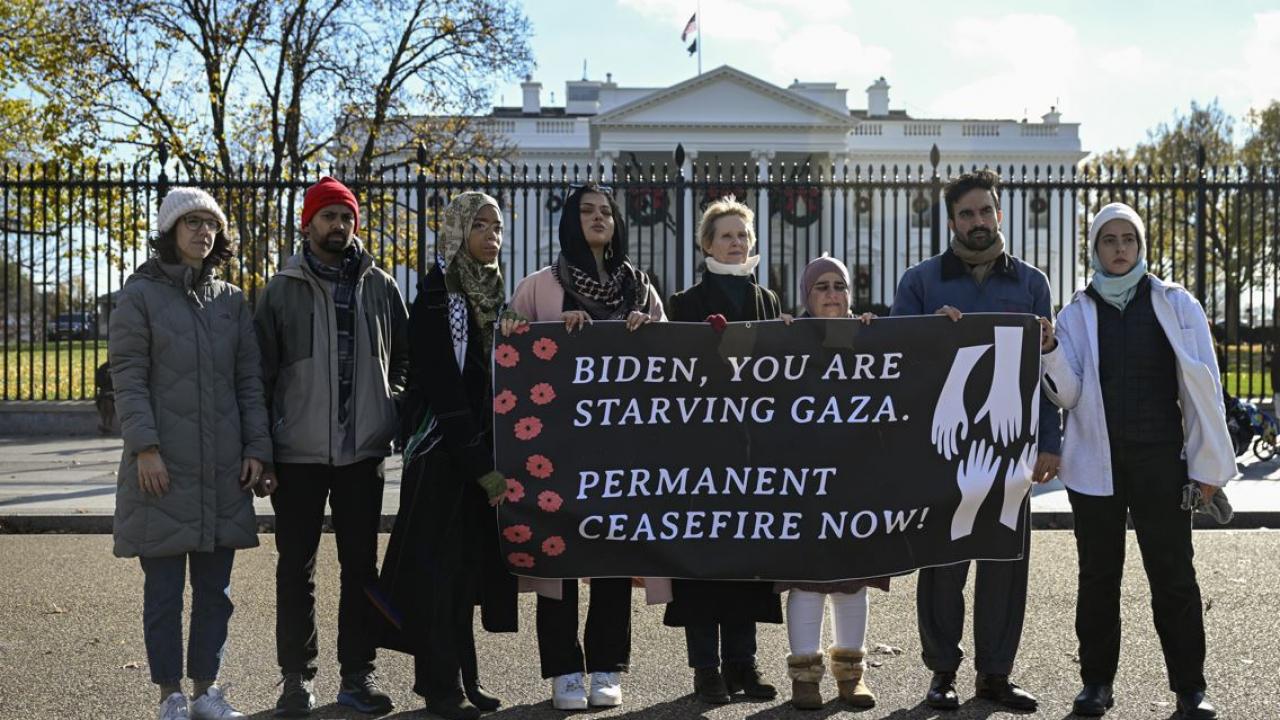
[999,443,1035,530]
[951,439,1002,540]
[1029,377,1040,440]
[974,326,1024,446]
[931,344,992,460]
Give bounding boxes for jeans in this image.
[272,458,385,679]
[536,578,632,679]
[140,547,236,685]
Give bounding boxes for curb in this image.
[2,512,1275,534]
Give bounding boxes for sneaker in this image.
[158,692,190,720]
[588,672,622,708]
[274,674,315,717]
[551,673,588,710]
[190,686,245,719]
[337,670,394,714]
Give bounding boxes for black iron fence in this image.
[2,144,1278,401]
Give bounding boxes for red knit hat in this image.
[301,176,360,232]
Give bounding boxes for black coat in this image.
[662,271,785,627]
[374,266,517,655]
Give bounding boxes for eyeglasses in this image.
[181,216,222,232]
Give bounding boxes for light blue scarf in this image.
[1088,253,1147,311]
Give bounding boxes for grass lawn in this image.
[2,340,109,400]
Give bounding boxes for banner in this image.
[493,315,1041,581]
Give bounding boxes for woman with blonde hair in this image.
[663,196,784,704]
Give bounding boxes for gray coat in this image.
[110,259,272,558]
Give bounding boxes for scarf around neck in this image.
[1089,255,1148,311]
[440,192,505,362]
[704,254,761,276]
[552,252,650,320]
[950,232,1006,284]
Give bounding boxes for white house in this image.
[401,65,1087,309]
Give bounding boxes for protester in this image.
[1039,202,1232,719]
[774,254,882,711]
[663,197,783,705]
[110,187,271,720]
[374,192,518,720]
[508,183,664,710]
[890,169,1061,712]
[255,177,408,717]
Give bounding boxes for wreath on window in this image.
[771,186,822,227]
[544,192,565,215]
[626,187,669,228]
[1030,196,1049,215]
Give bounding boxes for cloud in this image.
[1242,11,1280,110]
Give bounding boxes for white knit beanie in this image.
[156,187,227,234]
[1087,202,1146,252]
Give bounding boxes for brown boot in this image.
[786,652,825,710]
[829,646,875,708]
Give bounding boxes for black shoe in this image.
[975,673,1038,712]
[425,692,481,720]
[693,667,731,704]
[723,661,778,700]
[463,681,502,712]
[1072,684,1114,716]
[926,671,959,710]
[1176,691,1217,720]
[275,673,316,717]
[337,670,395,714]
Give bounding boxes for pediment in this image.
[592,66,854,129]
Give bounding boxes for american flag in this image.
[681,13,697,42]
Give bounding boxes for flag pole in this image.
[696,0,702,75]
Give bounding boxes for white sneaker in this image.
[552,672,588,710]
[157,692,189,720]
[589,672,623,707]
[189,686,244,719]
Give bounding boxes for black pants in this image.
[685,621,758,669]
[1068,442,1205,693]
[917,503,1030,676]
[272,458,385,679]
[412,564,479,698]
[536,578,632,679]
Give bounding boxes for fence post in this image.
[416,143,428,279]
[1195,144,1207,305]
[929,144,942,256]
[156,141,170,200]
[674,144,686,290]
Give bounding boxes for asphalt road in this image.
[0,531,1276,720]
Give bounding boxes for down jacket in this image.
[110,259,272,558]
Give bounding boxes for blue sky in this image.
[496,0,1280,157]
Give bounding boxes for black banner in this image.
[493,315,1041,582]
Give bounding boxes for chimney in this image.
[866,77,890,117]
[1041,105,1061,125]
[521,75,542,115]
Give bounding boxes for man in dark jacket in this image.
[890,170,1061,713]
[257,177,409,717]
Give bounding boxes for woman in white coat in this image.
[1039,202,1233,720]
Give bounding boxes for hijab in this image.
[1087,202,1148,311]
[553,184,652,319]
[439,191,505,358]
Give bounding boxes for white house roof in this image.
[590,65,856,130]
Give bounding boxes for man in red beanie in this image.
[255,176,408,717]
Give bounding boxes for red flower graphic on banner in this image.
[532,337,558,361]
[537,490,563,513]
[493,389,517,415]
[504,478,525,502]
[526,454,554,479]
[507,552,535,569]
[514,416,543,441]
[502,524,532,543]
[495,344,520,368]
[511,322,531,335]
[542,535,566,556]
[704,313,728,334]
[530,382,556,405]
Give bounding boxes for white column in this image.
[681,149,699,292]
[752,149,775,290]
[831,155,847,263]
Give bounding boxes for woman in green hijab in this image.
[374,192,517,720]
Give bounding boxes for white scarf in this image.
[705,254,761,276]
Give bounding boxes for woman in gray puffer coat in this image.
[110,187,272,720]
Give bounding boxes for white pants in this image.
[785,588,868,656]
